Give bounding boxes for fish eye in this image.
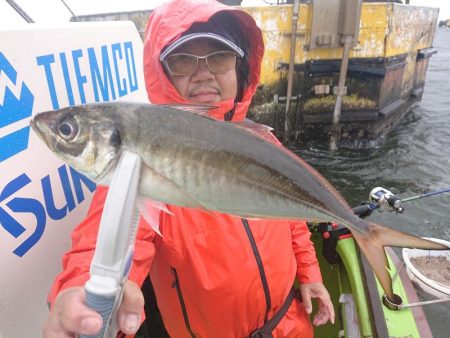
[58,119,79,141]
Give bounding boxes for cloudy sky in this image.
[0,0,448,28]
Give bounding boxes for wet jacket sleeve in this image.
[47,186,156,307]
[290,220,323,284]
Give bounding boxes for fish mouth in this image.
[29,116,54,150]
[29,117,39,137]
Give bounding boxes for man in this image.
[43,1,334,337]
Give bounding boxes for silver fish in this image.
[30,102,447,302]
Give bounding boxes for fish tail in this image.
[367,221,448,250]
[352,221,448,301]
[352,230,396,301]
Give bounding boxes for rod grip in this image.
[79,289,117,338]
[352,204,376,218]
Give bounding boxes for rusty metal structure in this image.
[244,0,438,146]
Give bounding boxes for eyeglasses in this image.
[164,51,239,76]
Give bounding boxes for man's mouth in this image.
[189,89,220,103]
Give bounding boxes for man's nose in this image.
[191,59,214,80]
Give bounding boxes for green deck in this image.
[310,231,425,337]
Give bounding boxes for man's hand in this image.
[43,281,144,338]
[300,282,335,326]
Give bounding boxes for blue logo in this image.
[1,41,139,257]
[0,52,34,162]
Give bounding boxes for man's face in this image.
[166,39,238,104]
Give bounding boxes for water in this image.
[289,28,450,336]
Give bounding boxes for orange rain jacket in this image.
[48,1,322,337]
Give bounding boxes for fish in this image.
[30,101,448,302]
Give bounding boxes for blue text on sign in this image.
[36,41,138,109]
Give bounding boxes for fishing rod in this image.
[402,187,450,202]
[352,186,450,218]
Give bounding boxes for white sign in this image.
[0,21,148,338]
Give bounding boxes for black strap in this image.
[242,219,272,323]
[249,287,297,338]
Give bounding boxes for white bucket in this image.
[402,238,450,299]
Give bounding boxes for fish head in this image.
[30,105,122,183]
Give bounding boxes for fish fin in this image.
[367,221,449,250]
[233,120,274,136]
[136,196,172,237]
[352,221,448,300]
[352,230,395,300]
[159,103,217,116]
[233,119,352,211]
[231,121,282,146]
[291,153,352,210]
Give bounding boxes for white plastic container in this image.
[402,238,450,299]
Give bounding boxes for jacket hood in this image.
[143,0,264,121]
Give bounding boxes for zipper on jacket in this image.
[171,267,196,338]
[241,218,272,324]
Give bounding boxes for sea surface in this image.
[289,27,450,336]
